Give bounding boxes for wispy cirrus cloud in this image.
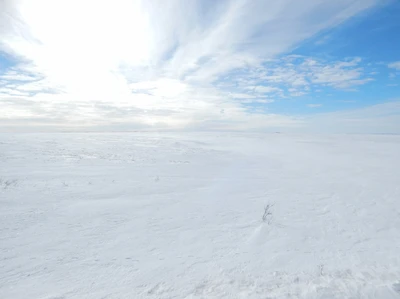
[0,0,386,131]
[304,101,400,134]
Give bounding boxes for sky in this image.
[0,0,399,133]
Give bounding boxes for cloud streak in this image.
[388,61,400,70]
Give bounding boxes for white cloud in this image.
[279,57,371,90]
[388,61,400,70]
[130,79,187,98]
[304,101,400,134]
[253,86,282,94]
[307,104,322,108]
[0,0,382,131]
[219,56,373,98]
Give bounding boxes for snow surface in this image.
[1,132,400,299]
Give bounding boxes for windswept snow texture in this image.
[1,133,400,299]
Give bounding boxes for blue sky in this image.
[0,0,399,132]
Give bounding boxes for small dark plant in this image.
[262,203,274,224]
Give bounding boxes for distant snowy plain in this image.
[1,132,400,299]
